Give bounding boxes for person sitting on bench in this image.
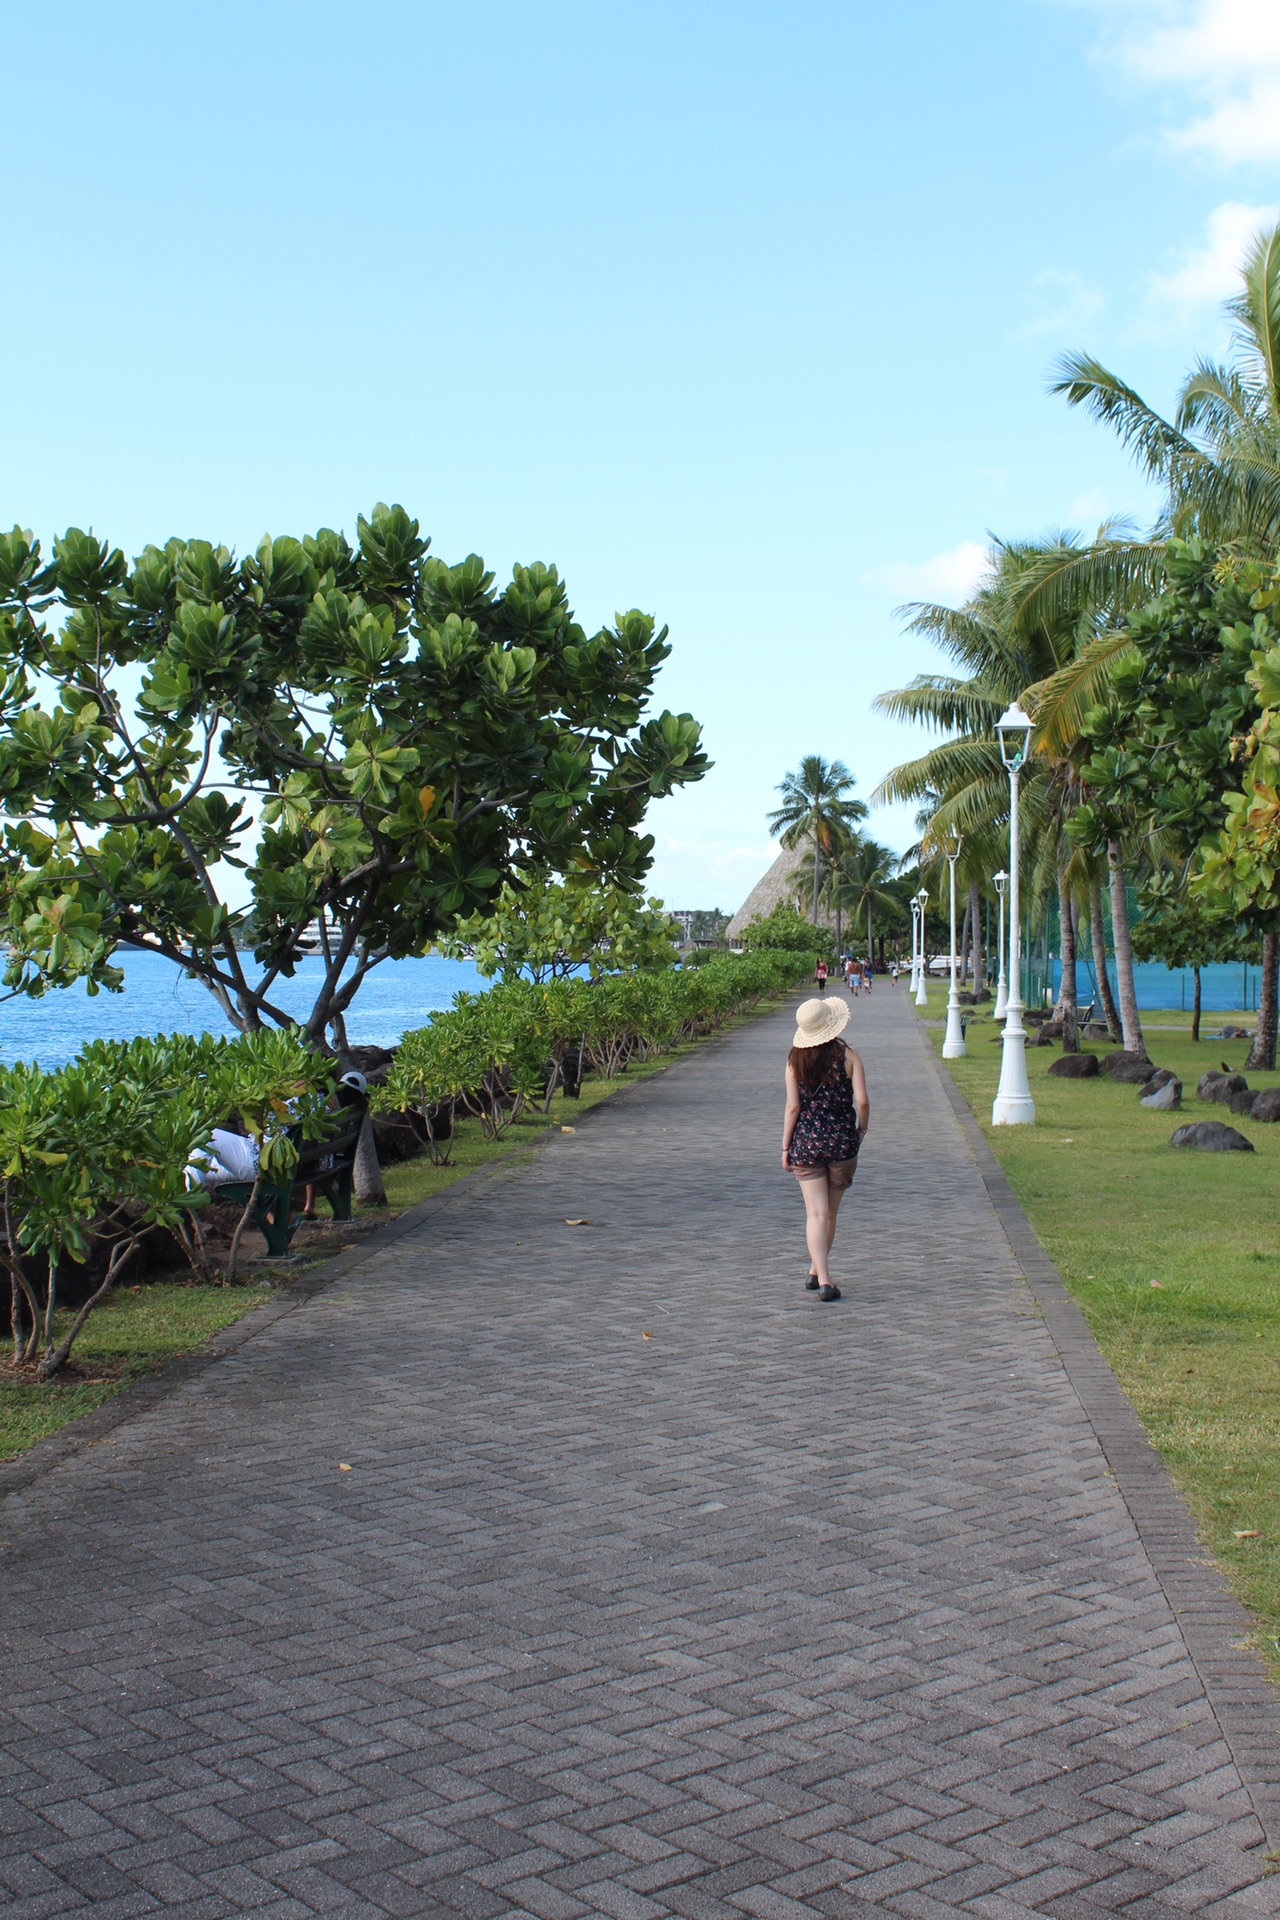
[302,1071,369,1221]
[188,1124,260,1188]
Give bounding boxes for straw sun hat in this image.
[792,997,850,1049]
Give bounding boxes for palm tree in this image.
[876,535,1155,1049]
[767,756,868,924]
[825,839,899,962]
[1020,224,1280,1068]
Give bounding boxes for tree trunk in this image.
[1192,965,1202,1044]
[834,901,842,954]
[1089,876,1122,1042]
[1107,842,1147,1059]
[353,1111,387,1205]
[958,894,971,984]
[1245,932,1278,1070]
[968,883,984,996]
[867,900,873,962]
[812,840,820,924]
[1056,864,1079,1051]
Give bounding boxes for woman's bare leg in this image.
[826,1166,857,1251]
[800,1176,833,1286]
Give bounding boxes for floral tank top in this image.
[790,1051,859,1166]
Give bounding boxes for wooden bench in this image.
[208,1114,366,1258]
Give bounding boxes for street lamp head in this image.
[993,869,1008,896]
[996,701,1034,771]
[914,887,929,908]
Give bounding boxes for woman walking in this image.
[814,957,828,994]
[781,997,869,1301]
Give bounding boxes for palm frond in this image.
[895,602,1000,673]
[872,736,1006,808]
[1176,360,1260,441]
[1024,631,1138,757]
[1228,220,1280,430]
[1010,542,1167,635]
[1050,353,1207,488]
[874,676,1004,734]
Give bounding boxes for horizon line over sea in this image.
[0,949,487,1069]
[0,951,1267,1070]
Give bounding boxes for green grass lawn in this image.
[916,984,1280,1675]
[0,1284,272,1461]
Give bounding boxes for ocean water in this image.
[0,949,487,1068]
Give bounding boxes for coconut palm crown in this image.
[766,756,868,923]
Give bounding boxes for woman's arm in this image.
[846,1047,870,1139]
[781,1063,801,1169]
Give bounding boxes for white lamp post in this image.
[909,900,920,994]
[942,834,966,1058]
[992,703,1035,1126]
[913,888,929,1006]
[992,869,1008,1021]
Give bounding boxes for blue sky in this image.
[3,0,1278,911]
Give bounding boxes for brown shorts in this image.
[792,1156,857,1190]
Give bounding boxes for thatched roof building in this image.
[725,837,835,941]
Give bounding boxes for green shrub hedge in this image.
[380,948,814,1155]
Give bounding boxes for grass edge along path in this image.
[0,990,797,1468]
[916,984,1280,1687]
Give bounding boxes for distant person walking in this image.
[891,964,899,986]
[815,957,828,994]
[781,997,870,1302]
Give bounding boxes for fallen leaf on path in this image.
[1235,1529,1261,1539]
[642,1331,653,1340]
[564,1217,589,1226]
[561,1126,576,1133]
[338,1463,352,1472]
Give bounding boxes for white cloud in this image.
[863,540,989,605]
[1018,268,1105,337]
[1149,199,1278,306]
[1073,1,1280,163]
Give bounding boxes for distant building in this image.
[724,838,835,945]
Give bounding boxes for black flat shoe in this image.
[818,1284,841,1302]
[805,1275,820,1290]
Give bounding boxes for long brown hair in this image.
[788,1037,846,1091]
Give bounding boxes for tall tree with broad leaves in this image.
[0,506,709,1052]
[767,757,867,923]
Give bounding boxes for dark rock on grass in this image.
[1083,1021,1112,1040]
[1170,1120,1255,1153]
[1101,1051,1159,1084]
[1024,1010,1050,1027]
[1048,1052,1099,1078]
[1228,1087,1261,1117]
[1140,1075,1181,1110]
[1198,1070,1248,1103]
[1250,1087,1280,1123]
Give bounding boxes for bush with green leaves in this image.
[740,902,823,954]
[443,875,678,982]
[1,1030,337,1374]
[380,949,813,1142]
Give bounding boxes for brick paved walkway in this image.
[3,986,1280,1917]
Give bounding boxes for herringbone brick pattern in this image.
[1,987,1277,1916]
